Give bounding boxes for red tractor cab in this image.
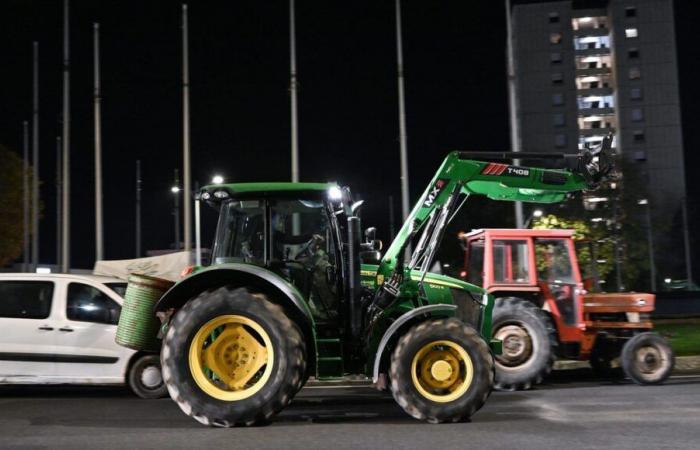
[460,228,674,389]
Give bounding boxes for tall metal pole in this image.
[56,136,62,267]
[94,23,104,262]
[289,0,299,183]
[681,197,693,286]
[395,0,410,221]
[505,0,524,228]
[388,195,396,239]
[135,160,142,257]
[32,42,40,270]
[61,0,71,273]
[195,196,201,265]
[182,4,192,259]
[174,169,181,251]
[641,201,657,291]
[22,121,30,272]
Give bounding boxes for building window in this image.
[628,48,640,59]
[634,150,646,161]
[633,130,645,143]
[549,12,560,24]
[625,28,638,38]
[551,72,564,85]
[629,67,641,80]
[630,87,642,100]
[552,93,564,106]
[555,134,567,148]
[631,108,644,122]
[550,52,562,64]
[550,32,562,44]
[553,113,565,127]
[625,7,637,18]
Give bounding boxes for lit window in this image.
[626,7,637,18]
[633,130,645,142]
[625,28,638,38]
[551,72,564,85]
[550,32,562,44]
[630,87,642,99]
[629,67,641,80]
[628,48,639,58]
[555,134,567,148]
[550,52,562,63]
[631,108,644,122]
[553,113,565,127]
[549,12,560,24]
[634,150,646,161]
[552,93,564,106]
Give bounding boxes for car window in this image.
[0,281,54,319]
[105,282,127,298]
[66,283,121,325]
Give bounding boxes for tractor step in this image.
[316,338,344,377]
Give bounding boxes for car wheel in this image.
[128,354,168,399]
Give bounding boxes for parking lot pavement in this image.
[1,374,699,450]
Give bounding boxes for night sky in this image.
[1,0,698,270]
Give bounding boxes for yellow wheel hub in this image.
[411,340,473,403]
[189,315,274,401]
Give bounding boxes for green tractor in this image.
[132,147,610,426]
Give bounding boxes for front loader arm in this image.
[381,136,613,273]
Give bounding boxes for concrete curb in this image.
[554,355,700,374]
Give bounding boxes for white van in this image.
[0,273,166,398]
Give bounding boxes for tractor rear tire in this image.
[389,318,494,423]
[161,287,306,427]
[621,332,674,385]
[491,297,557,391]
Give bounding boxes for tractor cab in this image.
[461,229,585,346]
[203,182,364,323]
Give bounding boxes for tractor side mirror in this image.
[364,227,376,243]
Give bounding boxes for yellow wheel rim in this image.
[189,315,274,401]
[410,340,473,403]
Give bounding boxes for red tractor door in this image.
[534,238,585,343]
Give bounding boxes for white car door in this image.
[52,280,133,383]
[0,278,58,382]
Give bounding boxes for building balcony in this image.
[579,127,616,137]
[573,27,609,38]
[578,107,615,116]
[576,67,611,77]
[575,47,611,57]
[576,87,614,96]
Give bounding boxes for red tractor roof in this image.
[462,228,576,240]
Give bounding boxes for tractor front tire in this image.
[161,287,306,427]
[389,318,494,423]
[621,332,674,385]
[491,298,557,391]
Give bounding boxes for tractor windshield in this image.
[212,200,266,265]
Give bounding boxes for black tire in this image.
[389,318,494,423]
[621,332,674,385]
[128,354,168,399]
[161,287,306,427]
[491,297,557,391]
[589,338,623,380]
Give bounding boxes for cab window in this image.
[535,239,575,283]
[492,240,531,284]
[0,281,54,319]
[66,283,121,325]
[467,242,484,286]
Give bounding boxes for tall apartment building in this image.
[511,0,686,214]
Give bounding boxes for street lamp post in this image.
[523,209,543,228]
[172,169,181,251]
[638,199,656,292]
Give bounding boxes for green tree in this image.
[0,144,34,267]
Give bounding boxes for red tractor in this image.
[459,228,674,390]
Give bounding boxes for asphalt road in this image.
[1,372,699,450]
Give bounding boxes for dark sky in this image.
[1,0,698,269]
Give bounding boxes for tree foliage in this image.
[0,144,34,267]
